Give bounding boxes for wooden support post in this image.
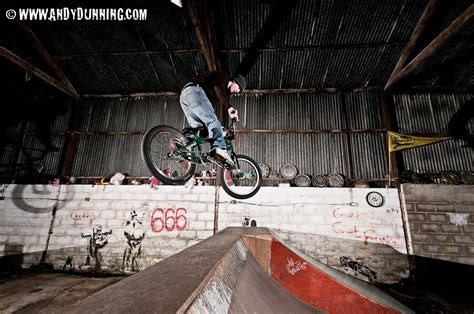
[379,92,402,187]
[385,4,474,91]
[59,99,83,176]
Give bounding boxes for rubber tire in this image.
[220,155,262,199]
[141,125,195,185]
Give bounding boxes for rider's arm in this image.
[213,85,231,110]
[212,70,232,111]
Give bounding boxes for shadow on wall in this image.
[449,98,474,149]
[0,96,68,154]
[1,244,138,275]
[1,243,24,269]
[412,255,474,288]
[10,184,75,214]
[377,256,474,313]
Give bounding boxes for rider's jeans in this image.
[180,85,226,150]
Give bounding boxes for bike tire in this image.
[220,155,262,199]
[141,125,196,185]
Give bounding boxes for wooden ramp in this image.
[68,227,412,313]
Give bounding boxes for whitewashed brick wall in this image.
[218,187,410,283]
[0,184,216,272]
[1,184,410,282]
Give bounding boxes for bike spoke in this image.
[147,131,192,181]
[222,157,261,197]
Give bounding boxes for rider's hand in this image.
[228,107,239,121]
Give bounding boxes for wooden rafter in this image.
[0,46,79,100]
[185,0,217,71]
[385,4,474,91]
[387,0,438,83]
[16,22,79,98]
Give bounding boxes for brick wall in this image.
[402,184,474,265]
[1,184,410,283]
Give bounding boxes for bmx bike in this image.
[141,119,262,199]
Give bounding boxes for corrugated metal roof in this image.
[59,53,207,94]
[224,46,403,89]
[219,0,427,47]
[3,0,471,96]
[34,3,200,55]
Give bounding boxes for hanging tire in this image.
[221,155,262,199]
[141,125,195,185]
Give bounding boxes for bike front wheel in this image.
[221,155,262,199]
[141,125,195,185]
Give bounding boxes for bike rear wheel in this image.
[221,155,262,199]
[141,125,195,185]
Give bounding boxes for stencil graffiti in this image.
[122,210,145,272]
[340,256,377,281]
[81,225,112,270]
[62,256,75,271]
[286,257,308,275]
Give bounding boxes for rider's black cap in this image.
[231,74,247,91]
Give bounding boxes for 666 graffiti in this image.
[150,208,187,233]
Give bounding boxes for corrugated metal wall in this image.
[2,93,471,183]
[69,92,388,182]
[394,93,474,172]
[0,101,72,182]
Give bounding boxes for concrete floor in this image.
[0,270,124,313]
[1,269,473,313]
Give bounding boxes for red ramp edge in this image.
[271,238,413,314]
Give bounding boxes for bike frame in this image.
[172,123,237,168]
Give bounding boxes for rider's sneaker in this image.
[209,148,234,166]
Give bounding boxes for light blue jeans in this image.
[180,85,226,150]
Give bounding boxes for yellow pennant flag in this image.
[387,131,453,152]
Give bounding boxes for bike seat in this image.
[182,126,209,139]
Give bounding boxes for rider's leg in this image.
[180,86,233,165]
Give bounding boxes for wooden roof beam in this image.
[185,0,217,71]
[387,0,438,83]
[0,46,79,100]
[16,21,79,99]
[385,4,474,92]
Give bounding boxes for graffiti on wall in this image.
[340,256,377,281]
[286,257,308,275]
[69,210,97,223]
[150,207,187,233]
[331,208,403,250]
[81,225,112,270]
[122,210,145,272]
